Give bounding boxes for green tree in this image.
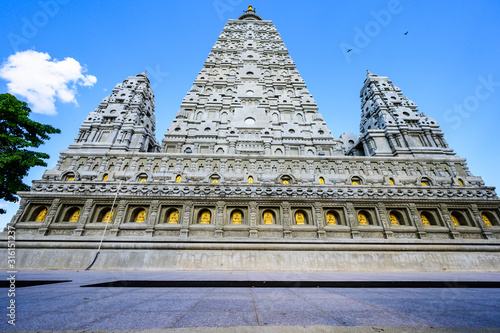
[0,93,60,214]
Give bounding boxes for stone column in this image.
[400,129,412,148]
[249,201,258,238]
[160,157,168,173]
[145,158,154,172]
[38,198,61,235]
[438,203,461,239]
[130,157,140,171]
[69,156,80,171]
[470,204,493,239]
[387,134,397,151]
[408,203,426,239]
[228,140,236,154]
[85,157,95,171]
[110,125,120,145]
[346,203,359,239]
[215,201,225,238]
[360,137,370,156]
[109,200,127,237]
[376,202,393,238]
[145,200,160,237]
[74,199,94,236]
[264,142,271,155]
[364,161,372,176]
[180,201,192,238]
[89,127,99,142]
[447,162,458,177]
[99,156,110,173]
[9,198,29,226]
[282,202,292,239]
[314,202,326,239]
[115,157,125,172]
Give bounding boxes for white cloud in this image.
[0,50,97,115]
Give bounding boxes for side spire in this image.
[357,72,453,157]
[68,72,160,153]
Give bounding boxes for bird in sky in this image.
[347,49,352,53]
[404,31,409,35]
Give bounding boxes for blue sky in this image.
[1,0,499,227]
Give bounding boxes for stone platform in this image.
[3,236,500,271]
[1,270,499,331]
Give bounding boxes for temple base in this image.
[3,237,500,271]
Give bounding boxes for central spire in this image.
[163,7,341,156]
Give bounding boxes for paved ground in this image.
[1,270,499,331]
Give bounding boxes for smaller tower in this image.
[358,71,454,157]
[69,72,160,153]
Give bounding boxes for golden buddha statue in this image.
[421,181,428,186]
[263,211,273,224]
[136,210,146,223]
[248,176,253,183]
[212,179,218,183]
[319,177,325,184]
[482,214,492,226]
[200,211,211,224]
[389,178,395,185]
[175,175,181,182]
[103,210,113,223]
[458,179,464,186]
[69,209,80,222]
[358,212,368,225]
[295,212,305,224]
[420,213,430,226]
[451,215,460,226]
[168,210,179,223]
[103,174,108,181]
[67,177,74,181]
[282,180,289,184]
[326,212,336,225]
[35,208,48,222]
[352,180,359,185]
[232,211,242,224]
[389,213,399,225]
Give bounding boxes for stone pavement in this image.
[1,270,499,331]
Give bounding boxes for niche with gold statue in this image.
[356,209,376,226]
[324,209,344,226]
[386,209,410,226]
[93,206,115,223]
[128,207,148,223]
[260,209,279,225]
[57,206,83,223]
[197,209,213,224]
[227,208,246,225]
[292,209,311,225]
[163,208,181,224]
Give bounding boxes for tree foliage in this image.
[0,93,60,214]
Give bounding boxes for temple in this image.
[4,6,500,271]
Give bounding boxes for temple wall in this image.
[3,239,500,271]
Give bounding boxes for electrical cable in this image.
[85,180,122,270]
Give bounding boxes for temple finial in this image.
[248,5,254,12]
